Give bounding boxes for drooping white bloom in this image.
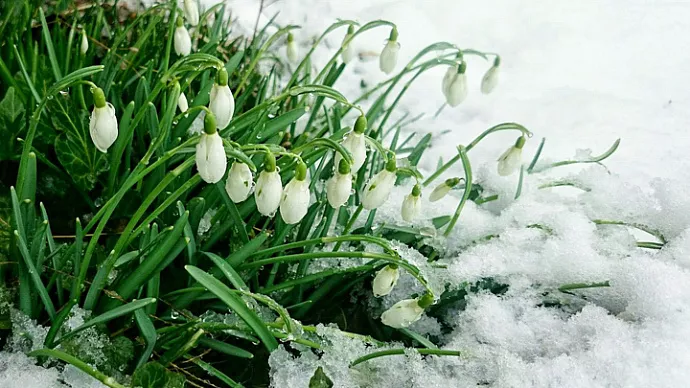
[209,68,235,130]
[444,63,468,107]
[372,265,399,297]
[183,0,199,26]
[174,24,192,56]
[89,88,118,153]
[280,177,310,224]
[225,162,253,203]
[441,65,455,97]
[362,160,397,210]
[178,92,189,113]
[497,136,526,176]
[379,39,400,74]
[401,185,421,222]
[286,33,298,63]
[429,178,460,202]
[334,131,366,174]
[326,161,352,208]
[481,57,500,94]
[341,26,355,64]
[380,299,424,328]
[255,156,282,216]
[195,131,227,184]
[80,30,89,55]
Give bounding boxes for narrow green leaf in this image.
[39,7,62,80]
[28,349,126,388]
[198,336,253,359]
[134,309,157,369]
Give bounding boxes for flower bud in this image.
[209,68,235,130]
[178,92,189,113]
[429,177,461,202]
[286,33,298,63]
[280,162,310,224]
[443,62,467,107]
[225,162,253,203]
[381,293,434,329]
[379,28,399,74]
[497,136,525,176]
[174,17,192,56]
[326,160,352,208]
[89,87,118,153]
[183,0,200,26]
[481,57,500,95]
[195,117,227,184]
[372,265,399,297]
[341,25,355,64]
[80,30,89,55]
[255,153,282,216]
[401,184,421,222]
[362,159,397,210]
[334,117,367,174]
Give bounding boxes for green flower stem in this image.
[350,348,466,367]
[423,122,532,187]
[249,234,398,258]
[266,322,385,347]
[28,349,126,388]
[530,138,621,174]
[261,263,379,293]
[444,146,472,237]
[333,205,363,251]
[558,281,610,292]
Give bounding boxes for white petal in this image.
[286,41,299,63]
[195,132,227,183]
[178,93,189,113]
[401,194,421,222]
[225,162,253,203]
[362,170,396,210]
[341,35,355,64]
[379,40,400,74]
[334,132,366,173]
[372,266,399,297]
[446,73,468,107]
[255,171,282,216]
[183,0,199,26]
[80,32,89,55]
[326,172,352,208]
[280,179,310,224]
[441,66,455,97]
[89,104,119,153]
[429,183,452,202]
[481,66,499,94]
[380,299,424,329]
[497,147,522,176]
[174,26,192,56]
[209,84,235,130]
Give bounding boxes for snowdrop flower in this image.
[497,136,526,176]
[372,265,399,297]
[334,115,367,173]
[381,294,434,329]
[80,30,89,55]
[225,162,253,203]
[286,33,298,63]
[379,27,399,74]
[195,112,227,184]
[326,160,352,208]
[89,87,118,153]
[280,161,310,224]
[401,184,421,222]
[429,177,461,202]
[443,62,468,107]
[209,67,235,130]
[441,65,455,97]
[174,17,192,56]
[481,56,500,94]
[255,153,282,216]
[341,25,355,64]
[183,0,199,26]
[362,158,397,210]
[178,92,189,113]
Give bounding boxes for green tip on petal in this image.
[458,62,467,74]
[338,159,351,175]
[385,157,397,172]
[176,16,184,27]
[347,25,355,34]
[264,152,277,172]
[354,115,367,134]
[388,27,398,42]
[412,184,421,197]
[203,112,217,135]
[515,136,526,149]
[295,161,307,181]
[217,67,229,86]
[445,177,461,188]
[91,87,106,108]
[418,293,434,309]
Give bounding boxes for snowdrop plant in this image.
[80,29,88,55]
[209,67,235,130]
[183,0,199,26]
[286,32,299,63]
[481,56,501,94]
[381,293,434,328]
[372,264,400,297]
[362,158,398,210]
[255,152,283,216]
[443,62,468,107]
[88,86,118,153]
[341,25,356,64]
[225,161,254,203]
[429,177,461,202]
[334,114,368,173]
[173,16,192,56]
[497,135,526,176]
[177,91,189,112]
[401,184,422,221]
[379,27,400,74]
[326,159,353,208]
[195,112,227,184]
[280,161,311,224]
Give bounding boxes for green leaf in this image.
[27,349,126,388]
[0,87,25,122]
[131,362,185,388]
[55,132,109,191]
[309,366,334,388]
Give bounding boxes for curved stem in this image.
[350,348,466,367]
[444,146,472,237]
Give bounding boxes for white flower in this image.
[280,177,310,224]
[429,178,460,202]
[362,160,397,210]
[372,265,399,297]
[441,65,455,97]
[255,163,282,216]
[89,88,118,153]
[444,63,468,107]
[380,299,424,328]
[209,69,235,130]
[481,58,500,94]
[286,34,298,63]
[379,39,400,74]
[80,30,89,55]
[401,185,421,222]
[195,131,226,184]
[183,0,199,26]
[174,25,192,56]
[334,131,366,174]
[225,162,253,203]
[341,26,355,64]
[497,136,526,176]
[326,161,352,208]
[178,92,189,113]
